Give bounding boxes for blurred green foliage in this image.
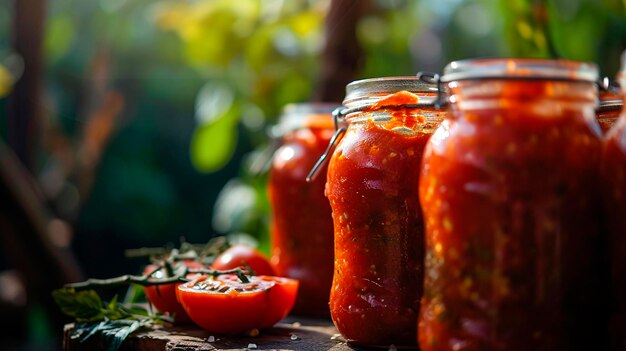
[152,0,328,173]
[0,0,624,265]
[500,0,626,74]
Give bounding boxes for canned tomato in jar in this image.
[418,59,607,351]
[325,77,446,347]
[602,51,626,351]
[268,103,338,318]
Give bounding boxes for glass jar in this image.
[325,77,445,347]
[268,103,338,317]
[597,89,623,134]
[602,52,626,351]
[418,59,607,351]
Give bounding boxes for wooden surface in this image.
[63,317,384,351]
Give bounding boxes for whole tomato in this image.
[176,274,298,334]
[211,244,275,276]
[143,260,204,323]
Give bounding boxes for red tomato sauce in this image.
[418,79,607,351]
[326,90,443,347]
[602,115,626,350]
[268,113,335,317]
[597,90,623,134]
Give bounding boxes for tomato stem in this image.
[65,274,183,290]
[188,268,251,283]
[64,267,252,290]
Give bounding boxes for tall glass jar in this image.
[418,59,607,351]
[268,103,338,317]
[326,77,445,347]
[603,52,626,351]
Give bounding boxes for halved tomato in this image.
[176,274,298,334]
[143,260,204,323]
[211,244,275,276]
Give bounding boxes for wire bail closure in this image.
[416,71,447,109]
[598,76,621,95]
[305,107,347,183]
[306,74,448,182]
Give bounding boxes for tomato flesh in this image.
[143,260,204,323]
[257,276,299,329]
[177,274,298,334]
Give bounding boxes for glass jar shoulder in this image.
[429,107,601,167]
[271,128,333,179]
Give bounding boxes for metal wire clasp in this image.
[416,71,447,109]
[305,107,347,183]
[597,76,621,95]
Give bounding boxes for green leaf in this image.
[107,295,119,310]
[119,304,150,318]
[103,320,147,351]
[44,15,75,62]
[75,321,107,342]
[190,105,239,173]
[52,289,104,322]
[212,179,258,233]
[102,321,145,351]
[73,319,149,351]
[195,82,235,125]
[0,64,14,97]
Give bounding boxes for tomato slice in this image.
[257,276,299,329]
[176,274,299,334]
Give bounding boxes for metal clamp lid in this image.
[306,73,447,182]
[416,71,447,109]
[598,76,621,95]
[249,103,338,176]
[306,107,347,182]
[440,58,599,83]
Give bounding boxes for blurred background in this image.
[0,0,625,349]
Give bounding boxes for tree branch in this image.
[313,0,369,103]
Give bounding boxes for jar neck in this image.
[345,106,443,125]
[442,58,598,82]
[447,79,597,113]
[342,76,438,110]
[343,89,439,126]
[272,103,338,137]
[598,89,623,116]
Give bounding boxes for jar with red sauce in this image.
[418,59,607,351]
[268,103,338,317]
[602,52,626,351]
[325,77,445,347]
[597,89,623,134]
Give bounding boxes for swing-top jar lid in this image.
[441,58,598,83]
[343,76,438,108]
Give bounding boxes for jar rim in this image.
[598,98,622,110]
[344,76,438,106]
[442,58,598,83]
[282,102,341,116]
[271,102,339,137]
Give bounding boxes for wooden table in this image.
[63,317,386,351]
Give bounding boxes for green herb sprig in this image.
[54,237,247,351]
[53,288,171,351]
